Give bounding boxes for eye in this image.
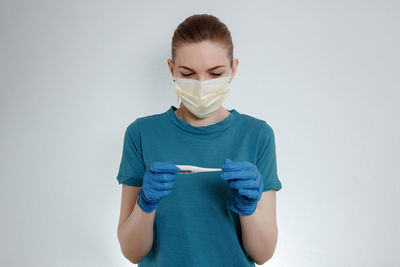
[212,73,223,76]
[181,73,193,77]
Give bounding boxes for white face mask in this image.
[172,69,232,118]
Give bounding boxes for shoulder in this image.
[237,111,274,136]
[125,111,167,133]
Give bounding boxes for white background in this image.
[1,0,399,266]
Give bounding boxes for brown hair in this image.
[171,14,234,68]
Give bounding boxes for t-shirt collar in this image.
[166,105,239,136]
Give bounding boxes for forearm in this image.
[117,200,156,264]
[240,206,278,265]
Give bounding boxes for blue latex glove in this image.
[137,161,180,213]
[220,158,264,216]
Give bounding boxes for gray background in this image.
[1,0,399,266]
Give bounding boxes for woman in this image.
[116,14,282,267]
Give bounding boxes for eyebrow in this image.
[177,65,226,71]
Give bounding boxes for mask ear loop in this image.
[227,69,232,88]
[172,70,181,107]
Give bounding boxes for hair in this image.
[171,14,234,68]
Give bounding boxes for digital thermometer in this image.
[175,164,223,174]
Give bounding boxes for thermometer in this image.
[175,164,223,174]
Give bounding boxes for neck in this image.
[174,103,231,127]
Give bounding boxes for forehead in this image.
[174,40,229,69]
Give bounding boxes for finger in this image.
[222,158,243,171]
[150,161,180,174]
[151,172,177,183]
[229,179,259,190]
[222,158,253,171]
[239,189,259,200]
[220,169,257,181]
[154,181,175,191]
[158,189,173,198]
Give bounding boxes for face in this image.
[168,40,239,82]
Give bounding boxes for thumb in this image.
[222,158,233,170]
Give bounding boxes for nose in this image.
[197,74,211,81]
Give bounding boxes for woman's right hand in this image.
[137,161,181,213]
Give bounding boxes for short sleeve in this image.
[116,119,146,186]
[255,122,282,192]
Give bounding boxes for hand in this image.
[137,161,180,213]
[220,158,264,216]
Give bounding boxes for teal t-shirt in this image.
[116,105,282,267]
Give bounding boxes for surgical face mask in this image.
[172,70,232,118]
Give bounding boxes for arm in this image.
[240,190,278,265]
[117,185,155,264]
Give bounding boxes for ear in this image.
[167,59,175,80]
[230,58,239,81]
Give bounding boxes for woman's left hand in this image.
[220,158,264,216]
